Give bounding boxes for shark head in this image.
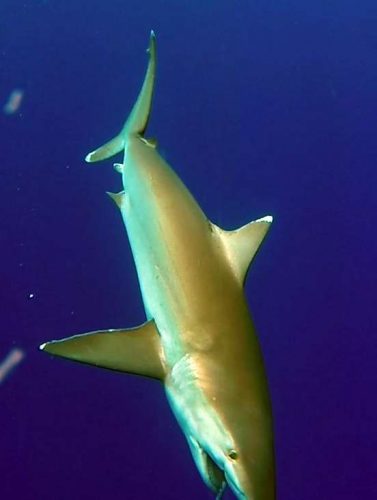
[200,427,275,500]
[179,383,275,500]
[175,384,274,500]
[222,448,275,500]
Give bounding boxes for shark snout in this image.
[223,455,275,500]
[224,470,247,499]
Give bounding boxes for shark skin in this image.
[40,32,275,500]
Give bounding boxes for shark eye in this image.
[227,449,238,460]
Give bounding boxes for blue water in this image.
[1,1,376,498]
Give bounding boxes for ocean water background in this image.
[1,1,376,498]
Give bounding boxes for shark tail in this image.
[85,30,157,163]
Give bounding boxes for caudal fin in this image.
[85,30,157,163]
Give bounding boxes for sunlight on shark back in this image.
[40,31,275,500]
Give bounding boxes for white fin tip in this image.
[257,215,273,223]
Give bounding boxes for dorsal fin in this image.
[215,215,273,285]
[39,320,165,381]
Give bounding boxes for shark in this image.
[40,31,275,499]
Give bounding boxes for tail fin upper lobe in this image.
[85,30,157,163]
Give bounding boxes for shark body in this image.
[40,32,275,499]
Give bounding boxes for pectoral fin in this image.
[39,320,165,380]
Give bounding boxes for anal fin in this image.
[39,320,165,380]
[113,163,124,174]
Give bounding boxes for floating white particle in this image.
[0,348,25,384]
